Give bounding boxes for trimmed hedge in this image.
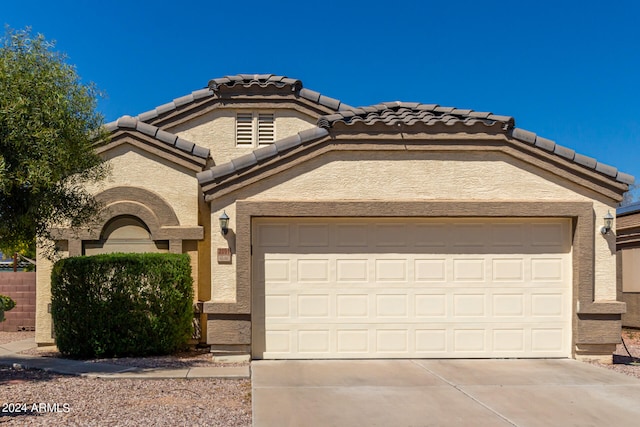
[51,253,194,359]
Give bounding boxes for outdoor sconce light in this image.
[219,211,230,235]
[601,210,614,235]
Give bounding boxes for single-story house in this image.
[617,201,640,328]
[36,74,634,361]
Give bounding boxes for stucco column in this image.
[169,239,183,254]
[68,240,82,257]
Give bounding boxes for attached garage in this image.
[195,79,632,362]
[252,217,572,359]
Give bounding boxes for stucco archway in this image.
[51,186,203,256]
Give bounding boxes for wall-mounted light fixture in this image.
[219,211,230,235]
[601,210,614,235]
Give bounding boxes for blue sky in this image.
[3,1,640,194]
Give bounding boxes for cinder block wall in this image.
[0,272,36,332]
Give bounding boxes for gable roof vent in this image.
[236,113,254,145]
[258,113,275,144]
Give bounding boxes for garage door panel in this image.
[415,259,447,281]
[337,329,369,353]
[493,329,525,352]
[257,224,290,247]
[253,218,571,359]
[531,328,565,352]
[263,259,289,282]
[492,259,525,281]
[297,259,330,282]
[336,259,369,282]
[375,294,409,318]
[373,223,408,247]
[297,224,330,247]
[261,323,570,358]
[452,259,486,281]
[375,259,408,282]
[491,223,526,247]
[298,330,330,353]
[337,294,370,317]
[336,224,368,247]
[531,258,564,281]
[414,224,448,247]
[531,293,566,316]
[452,223,487,247]
[415,294,447,317]
[492,294,525,317]
[416,329,448,353]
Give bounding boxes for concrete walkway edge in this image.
[0,338,250,379]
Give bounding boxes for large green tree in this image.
[0,27,108,255]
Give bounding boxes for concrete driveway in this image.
[252,359,640,427]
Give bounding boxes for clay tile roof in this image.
[134,88,216,122]
[317,102,514,130]
[316,103,634,185]
[207,74,354,112]
[208,74,303,92]
[508,127,634,185]
[131,75,352,125]
[107,75,634,188]
[104,116,210,160]
[197,127,330,186]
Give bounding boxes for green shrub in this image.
[51,253,194,359]
[0,294,16,322]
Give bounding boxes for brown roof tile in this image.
[104,116,210,160]
[317,102,513,129]
[106,75,633,187]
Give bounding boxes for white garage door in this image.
[252,218,572,359]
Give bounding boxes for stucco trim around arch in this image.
[51,186,203,255]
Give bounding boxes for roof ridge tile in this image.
[573,153,597,169]
[231,152,258,171]
[135,121,158,138]
[274,134,303,153]
[253,144,279,162]
[197,127,329,186]
[617,171,635,185]
[534,135,556,152]
[104,116,209,160]
[553,144,576,161]
[595,162,618,178]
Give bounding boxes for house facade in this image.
[617,202,640,328]
[35,74,633,361]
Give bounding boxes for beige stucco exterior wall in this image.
[208,150,618,304]
[36,144,202,345]
[87,144,199,226]
[169,109,317,165]
[35,244,68,344]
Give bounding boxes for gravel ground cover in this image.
[18,341,247,370]
[0,331,33,346]
[592,328,640,379]
[0,331,251,426]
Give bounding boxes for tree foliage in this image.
[621,183,639,207]
[0,27,108,255]
[0,294,16,322]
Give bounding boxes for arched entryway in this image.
[83,215,169,255]
[52,186,203,256]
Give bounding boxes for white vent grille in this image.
[236,113,253,145]
[258,113,275,144]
